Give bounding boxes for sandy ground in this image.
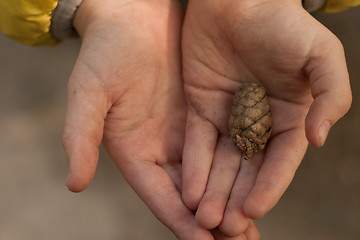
[1,7,360,240]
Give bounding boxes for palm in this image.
[102,62,187,215]
[181,0,351,236]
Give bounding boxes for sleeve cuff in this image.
[50,0,83,40]
[303,0,327,12]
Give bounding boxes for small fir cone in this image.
[229,82,272,160]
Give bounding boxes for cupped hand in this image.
[181,0,351,236]
[61,0,214,239]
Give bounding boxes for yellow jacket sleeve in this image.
[322,0,360,12]
[0,0,59,45]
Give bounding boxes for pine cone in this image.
[229,82,272,160]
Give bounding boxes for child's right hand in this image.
[181,0,352,237]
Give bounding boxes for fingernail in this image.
[319,121,331,146]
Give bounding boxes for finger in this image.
[182,109,218,210]
[63,67,108,192]
[219,153,263,236]
[305,36,352,147]
[243,128,308,219]
[196,136,241,229]
[244,221,260,240]
[212,221,259,240]
[118,160,214,240]
[212,228,247,240]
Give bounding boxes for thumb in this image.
[63,66,108,192]
[305,37,352,147]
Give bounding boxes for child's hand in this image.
[181,0,351,236]
[62,0,212,239]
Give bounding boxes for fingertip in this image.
[306,87,352,147]
[62,135,100,193]
[245,220,260,240]
[64,145,99,193]
[182,189,202,211]
[66,171,93,193]
[196,200,224,229]
[212,229,247,240]
[317,120,331,147]
[305,120,330,148]
[67,181,86,193]
[243,195,268,220]
[66,161,97,192]
[220,210,250,237]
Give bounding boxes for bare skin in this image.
[62,0,258,239]
[181,0,352,237]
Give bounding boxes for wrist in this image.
[73,0,101,37]
[73,0,183,38]
[73,0,128,37]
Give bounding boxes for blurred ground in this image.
[1,6,360,240]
